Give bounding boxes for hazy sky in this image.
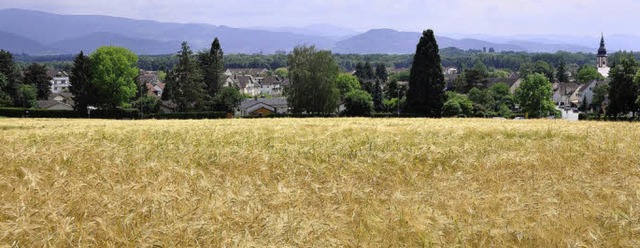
[0,0,636,36]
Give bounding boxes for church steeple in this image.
[597,33,608,68]
[598,33,607,56]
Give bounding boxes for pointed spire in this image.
[598,33,607,56]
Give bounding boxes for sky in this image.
[0,0,637,36]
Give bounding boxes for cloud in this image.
[0,0,638,36]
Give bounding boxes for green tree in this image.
[363,62,375,80]
[69,51,95,114]
[591,83,609,114]
[557,60,568,83]
[274,67,288,78]
[607,56,638,117]
[375,63,388,82]
[0,73,12,106]
[16,84,37,108]
[90,46,139,110]
[576,65,604,83]
[199,37,225,104]
[515,73,556,118]
[23,63,52,100]
[287,45,340,114]
[373,79,383,112]
[520,60,556,81]
[336,73,361,100]
[0,50,20,105]
[343,89,373,116]
[442,91,473,117]
[406,29,446,117]
[165,42,206,112]
[461,66,489,93]
[133,95,159,116]
[213,86,243,113]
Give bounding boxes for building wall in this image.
[50,76,71,94]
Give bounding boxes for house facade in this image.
[50,71,71,94]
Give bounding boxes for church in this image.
[597,34,610,78]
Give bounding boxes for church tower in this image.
[597,34,608,68]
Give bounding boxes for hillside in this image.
[0,8,600,55]
[0,31,57,55]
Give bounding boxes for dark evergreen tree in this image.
[199,37,225,105]
[373,79,383,112]
[165,42,206,112]
[557,60,568,83]
[0,50,20,105]
[375,63,388,82]
[70,51,95,114]
[607,56,639,117]
[363,62,375,80]
[354,63,365,79]
[406,29,446,117]
[23,63,52,100]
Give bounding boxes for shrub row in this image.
[148,111,228,119]
[579,113,640,122]
[0,108,81,118]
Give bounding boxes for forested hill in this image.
[18,48,640,73]
[1,8,596,55]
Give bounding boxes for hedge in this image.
[148,111,228,120]
[0,108,81,118]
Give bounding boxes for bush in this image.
[343,90,373,117]
[0,108,81,118]
[148,111,228,120]
[90,108,140,119]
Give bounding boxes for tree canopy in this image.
[90,46,139,110]
[515,73,556,118]
[286,45,340,114]
[23,63,52,100]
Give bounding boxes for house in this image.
[552,82,580,106]
[37,100,74,111]
[258,76,284,96]
[138,70,164,98]
[236,97,289,116]
[570,80,608,107]
[159,100,177,113]
[224,68,269,77]
[509,78,524,95]
[50,71,71,94]
[235,75,261,96]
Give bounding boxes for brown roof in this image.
[260,76,281,86]
[554,82,580,95]
[236,76,254,89]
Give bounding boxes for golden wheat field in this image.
[1,118,639,247]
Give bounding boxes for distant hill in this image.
[0,31,57,55]
[0,8,334,55]
[50,32,178,55]
[333,29,525,54]
[0,8,607,55]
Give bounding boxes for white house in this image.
[50,71,71,94]
[258,76,284,96]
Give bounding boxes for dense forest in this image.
[14,49,640,73]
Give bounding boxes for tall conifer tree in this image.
[406,29,445,117]
[70,51,95,114]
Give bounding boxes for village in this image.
[37,35,612,120]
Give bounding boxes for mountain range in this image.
[0,8,625,55]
